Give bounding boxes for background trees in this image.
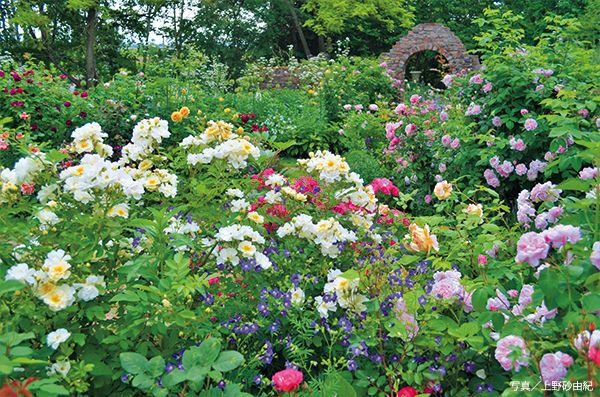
[0,0,594,83]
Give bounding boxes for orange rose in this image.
[180,107,190,117]
[171,111,183,122]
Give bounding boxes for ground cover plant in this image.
[1,4,599,397]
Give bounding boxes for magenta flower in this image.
[369,178,399,196]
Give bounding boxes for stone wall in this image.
[382,23,480,87]
[258,67,301,89]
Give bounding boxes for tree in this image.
[301,0,415,54]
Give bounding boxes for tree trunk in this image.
[85,7,98,87]
[284,0,311,58]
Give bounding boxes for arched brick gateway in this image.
[382,23,480,87]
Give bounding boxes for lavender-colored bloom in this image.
[347,359,358,371]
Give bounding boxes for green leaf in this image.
[120,352,149,375]
[0,355,13,374]
[148,356,166,378]
[110,289,140,303]
[472,288,490,312]
[194,338,221,367]
[558,179,590,192]
[212,351,244,372]
[582,294,600,312]
[0,280,26,297]
[132,374,154,389]
[39,384,70,395]
[161,369,187,387]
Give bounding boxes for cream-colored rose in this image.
[434,181,453,200]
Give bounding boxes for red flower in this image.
[66,120,72,126]
[80,91,88,98]
[208,277,220,285]
[20,183,35,195]
[64,101,71,107]
[397,386,418,397]
[272,368,303,393]
[0,377,38,397]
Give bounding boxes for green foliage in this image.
[344,150,383,184]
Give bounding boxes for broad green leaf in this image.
[120,352,149,375]
[212,351,244,372]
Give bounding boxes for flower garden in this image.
[0,5,599,397]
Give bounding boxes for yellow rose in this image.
[433,181,453,200]
[171,111,183,122]
[224,108,231,113]
[139,159,153,171]
[406,224,439,253]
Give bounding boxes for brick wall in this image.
[382,23,480,88]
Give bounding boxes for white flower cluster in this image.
[213,224,272,269]
[315,269,367,318]
[276,215,357,258]
[182,121,260,170]
[1,153,47,202]
[163,214,201,252]
[120,117,171,163]
[58,119,178,203]
[59,154,176,202]
[71,122,113,158]
[297,150,351,183]
[4,249,105,311]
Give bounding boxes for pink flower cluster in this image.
[369,178,399,196]
[495,335,530,371]
[441,135,460,149]
[524,118,538,131]
[539,352,573,383]
[485,158,548,187]
[396,297,419,339]
[486,286,557,324]
[515,224,582,266]
[509,137,527,151]
[592,242,600,270]
[579,167,598,180]
[465,103,481,116]
[430,270,472,311]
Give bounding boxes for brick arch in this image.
[382,23,479,87]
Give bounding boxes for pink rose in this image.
[524,118,538,131]
[272,368,303,393]
[515,232,550,267]
[540,352,573,383]
[495,335,529,371]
